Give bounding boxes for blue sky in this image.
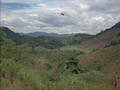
[1,0,120,34]
[1,2,31,10]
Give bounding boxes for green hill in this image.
[0,26,92,49]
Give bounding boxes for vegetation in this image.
[0,26,92,49]
[0,22,120,90]
[109,40,120,46]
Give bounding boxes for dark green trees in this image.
[66,56,84,74]
[0,27,6,45]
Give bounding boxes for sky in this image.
[1,0,120,34]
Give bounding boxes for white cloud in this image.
[94,16,105,22]
[1,0,120,34]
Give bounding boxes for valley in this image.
[0,22,120,90]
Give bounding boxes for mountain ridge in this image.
[20,32,76,37]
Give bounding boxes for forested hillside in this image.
[1,26,92,49]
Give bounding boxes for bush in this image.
[0,59,20,78]
[66,56,85,74]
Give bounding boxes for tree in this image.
[0,27,6,46]
[66,56,84,74]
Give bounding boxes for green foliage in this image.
[55,74,87,90]
[106,40,120,47]
[66,56,85,74]
[0,28,6,45]
[17,67,45,89]
[110,40,120,46]
[0,31,100,90]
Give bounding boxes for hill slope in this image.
[77,44,120,89]
[82,22,120,48]
[78,44,120,72]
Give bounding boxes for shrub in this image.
[66,56,85,74]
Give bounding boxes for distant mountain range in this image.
[20,32,76,37]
